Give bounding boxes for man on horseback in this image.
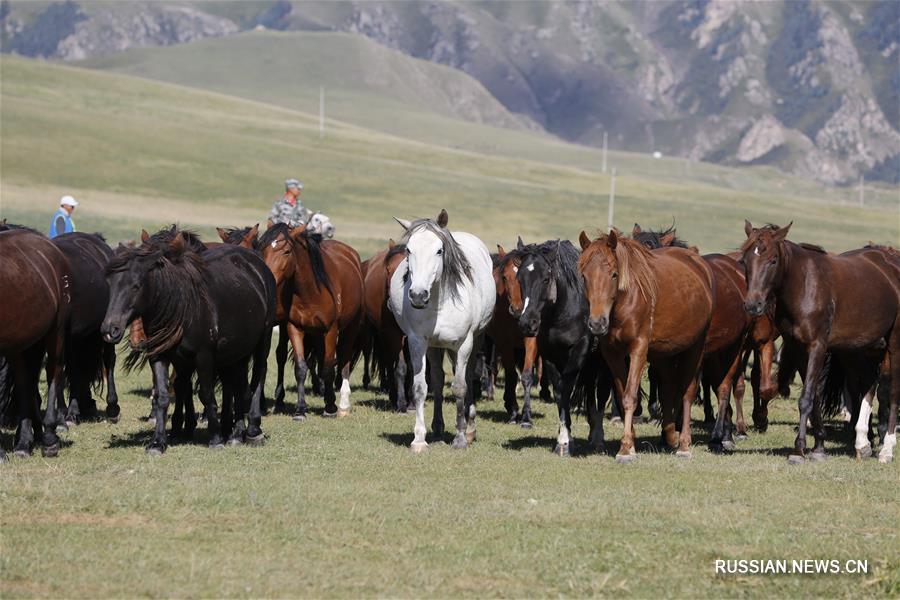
[49,195,78,238]
[268,178,308,227]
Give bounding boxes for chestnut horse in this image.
[490,246,542,427]
[0,228,69,459]
[742,222,899,463]
[260,223,364,419]
[362,241,412,412]
[579,230,714,461]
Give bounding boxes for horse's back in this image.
[52,233,112,336]
[204,245,276,335]
[0,230,70,352]
[826,249,899,333]
[650,247,714,348]
[702,253,749,354]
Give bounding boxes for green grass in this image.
[1,349,898,598]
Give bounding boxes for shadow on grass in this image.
[0,430,74,453]
[379,429,460,447]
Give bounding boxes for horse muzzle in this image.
[101,322,124,344]
[518,316,540,337]
[743,300,766,317]
[587,317,609,336]
[409,289,430,309]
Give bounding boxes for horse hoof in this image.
[209,442,225,451]
[410,441,428,454]
[65,420,77,429]
[856,445,872,460]
[615,453,637,464]
[14,448,32,459]
[591,444,607,455]
[107,415,120,424]
[735,433,748,441]
[520,421,533,430]
[452,437,469,450]
[609,417,623,426]
[787,454,805,465]
[810,451,827,462]
[147,418,157,428]
[146,446,165,456]
[246,433,265,446]
[553,443,570,457]
[322,411,337,419]
[878,454,893,464]
[337,409,350,418]
[675,450,692,460]
[228,437,243,447]
[41,444,60,458]
[708,443,724,454]
[56,423,69,433]
[292,414,307,422]
[465,430,476,444]
[721,440,736,452]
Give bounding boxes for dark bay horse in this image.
[102,229,275,454]
[505,238,605,455]
[579,230,714,461]
[491,246,544,427]
[0,228,69,459]
[362,241,412,412]
[742,222,899,463]
[51,232,120,425]
[260,223,364,420]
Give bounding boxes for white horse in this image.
[388,209,495,452]
[305,212,335,239]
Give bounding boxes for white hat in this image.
[60,195,79,207]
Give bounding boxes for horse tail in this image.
[776,342,801,398]
[817,352,847,420]
[122,345,149,373]
[0,357,13,428]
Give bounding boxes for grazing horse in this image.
[489,247,542,427]
[102,229,275,454]
[502,238,604,454]
[388,209,495,452]
[0,228,69,459]
[51,232,121,425]
[260,223,364,420]
[579,230,714,461]
[741,222,899,463]
[363,241,412,412]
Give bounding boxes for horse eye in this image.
[436,248,443,256]
[612,272,618,279]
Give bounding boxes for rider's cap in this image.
[60,195,79,207]
[285,178,303,190]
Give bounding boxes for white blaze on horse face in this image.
[406,229,443,298]
[522,297,530,313]
[754,245,761,256]
[526,263,534,272]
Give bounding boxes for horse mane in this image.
[221,226,259,249]
[633,224,689,249]
[259,223,333,294]
[107,228,212,360]
[398,218,473,303]
[148,224,206,253]
[580,235,658,305]
[797,242,826,254]
[0,222,40,234]
[499,240,583,291]
[385,242,407,263]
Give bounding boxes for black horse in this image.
[51,232,120,425]
[102,228,276,454]
[502,238,608,455]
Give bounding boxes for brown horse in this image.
[579,229,714,461]
[742,222,899,463]
[0,229,70,459]
[362,241,412,412]
[491,245,541,427]
[260,223,364,419]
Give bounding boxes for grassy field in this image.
[1,51,899,598]
[1,351,898,598]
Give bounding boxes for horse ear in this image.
[170,232,186,252]
[632,223,642,235]
[242,224,259,248]
[516,236,525,251]
[266,219,274,230]
[774,221,792,241]
[437,209,449,228]
[249,223,259,238]
[607,229,619,249]
[548,239,561,262]
[659,231,676,247]
[744,220,753,238]
[216,227,228,242]
[497,244,506,259]
[140,229,150,243]
[0,218,6,226]
[394,217,412,231]
[290,224,307,238]
[579,231,591,250]
[388,238,396,249]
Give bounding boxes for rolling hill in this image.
[1,54,897,257]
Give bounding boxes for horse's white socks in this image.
[339,379,351,411]
[854,394,873,450]
[879,433,896,461]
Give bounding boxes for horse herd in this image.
[0,211,897,465]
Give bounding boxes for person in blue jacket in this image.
[49,195,78,238]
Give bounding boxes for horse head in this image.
[740,221,791,317]
[307,213,336,239]
[579,230,621,336]
[259,223,305,287]
[510,238,560,337]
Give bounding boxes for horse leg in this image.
[648,365,662,421]
[733,351,750,440]
[169,370,193,441]
[147,360,172,454]
[676,341,706,459]
[702,379,715,425]
[245,326,271,445]
[853,378,877,460]
[394,345,408,413]
[584,362,605,454]
[11,354,36,457]
[321,327,339,417]
[196,360,223,450]
[519,337,538,428]
[41,327,64,457]
[428,347,445,441]
[878,334,898,463]
[451,334,476,449]
[753,340,777,432]
[286,324,309,421]
[103,342,120,423]
[273,324,289,413]
[790,341,827,464]
[501,349,519,424]
[408,337,429,453]
[336,316,361,418]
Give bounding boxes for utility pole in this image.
[858,174,864,207]
[608,167,616,230]
[601,131,608,173]
[319,86,325,139]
